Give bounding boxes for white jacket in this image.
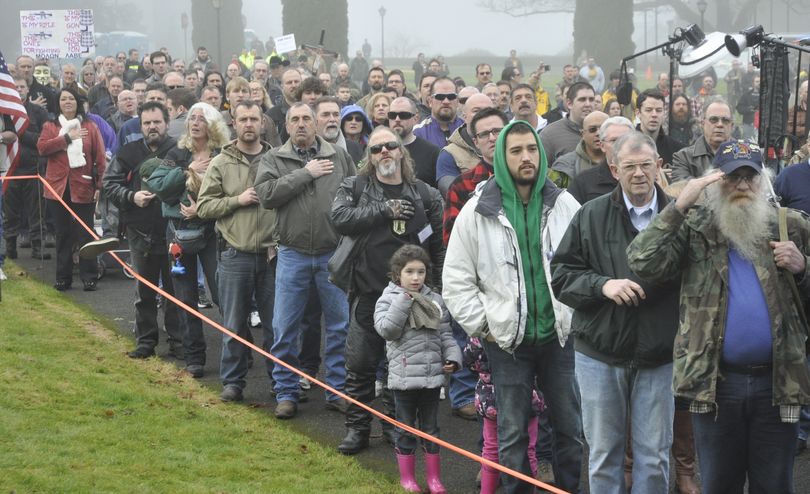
[442,178,580,352]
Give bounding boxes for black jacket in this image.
[15,101,49,174]
[567,161,616,205]
[331,174,445,294]
[103,136,176,231]
[550,184,679,368]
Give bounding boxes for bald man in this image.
[550,110,609,188]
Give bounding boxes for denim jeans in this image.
[126,225,181,352]
[482,337,583,494]
[798,357,810,442]
[271,246,348,403]
[393,387,441,454]
[482,416,539,477]
[448,319,476,409]
[298,283,323,376]
[692,370,800,494]
[217,247,275,389]
[575,351,674,494]
[172,233,219,366]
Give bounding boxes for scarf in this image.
[492,120,555,345]
[58,115,86,169]
[407,291,441,331]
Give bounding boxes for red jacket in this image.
[37,118,106,203]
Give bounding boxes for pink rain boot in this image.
[424,452,447,494]
[396,451,422,493]
[479,466,500,494]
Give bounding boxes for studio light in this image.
[725,25,766,57]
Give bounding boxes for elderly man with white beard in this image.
[628,140,810,494]
[315,96,364,163]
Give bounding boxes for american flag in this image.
[0,50,29,190]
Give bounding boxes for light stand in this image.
[726,26,810,170]
[618,24,717,134]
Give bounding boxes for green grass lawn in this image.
[0,264,399,493]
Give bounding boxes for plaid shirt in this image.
[443,160,493,245]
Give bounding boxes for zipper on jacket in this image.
[523,205,539,346]
[506,220,523,353]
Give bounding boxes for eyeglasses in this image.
[432,93,458,102]
[166,85,183,90]
[474,128,503,140]
[723,173,759,185]
[369,141,401,154]
[707,116,733,125]
[387,111,414,121]
[345,114,365,122]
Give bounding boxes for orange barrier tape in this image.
[8,174,568,493]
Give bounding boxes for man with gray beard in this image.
[628,139,810,494]
[315,96,363,163]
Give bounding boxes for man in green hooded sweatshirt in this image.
[442,121,583,493]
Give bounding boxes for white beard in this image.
[377,159,398,177]
[705,182,773,261]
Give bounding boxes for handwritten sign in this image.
[274,34,297,54]
[20,9,95,59]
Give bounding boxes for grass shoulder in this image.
[0,264,398,493]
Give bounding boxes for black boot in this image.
[5,237,17,259]
[31,241,51,260]
[337,428,370,455]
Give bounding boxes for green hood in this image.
[492,120,555,345]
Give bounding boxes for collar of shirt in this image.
[622,187,658,230]
[293,141,319,161]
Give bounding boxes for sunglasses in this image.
[707,116,732,125]
[474,128,503,140]
[166,85,183,90]
[387,111,414,121]
[432,93,458,102]
[369,141,401,154]
[345,114,365,122]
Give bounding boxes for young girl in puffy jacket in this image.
[374,244,462,494]
[463,337,546,494]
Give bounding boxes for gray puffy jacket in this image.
[374,282,462,391]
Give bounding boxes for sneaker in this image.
[452,403,477,421]
[439,386,446,400]
[274,400,298,419]
[0,268,6,281]
[249,310,261,327]
[374,379,383,398]
[220,384,243,402]
[324,397,349,414]
[82,280,97,292]
[185,364,204,378]
[197,286,213,309]
[78,237,120,260]
[299,376,311,390]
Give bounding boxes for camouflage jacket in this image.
[627,202,810,408]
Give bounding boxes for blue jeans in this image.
[448,319,476,409]
[692,370,799,494]
[575,351,674,493]
[798,357,810,442]
[393,388,441,454]
[482,337,583,494]
[217,247,275,389]
[271,246,348,403]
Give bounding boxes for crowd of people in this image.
[3,41,810,494]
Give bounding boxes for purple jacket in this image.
[413,116,463,149]
[87,112,117,159]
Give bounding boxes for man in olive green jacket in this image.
[253,102,356,419]
[628,139,810,493]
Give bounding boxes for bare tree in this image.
[387,32,426,59]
